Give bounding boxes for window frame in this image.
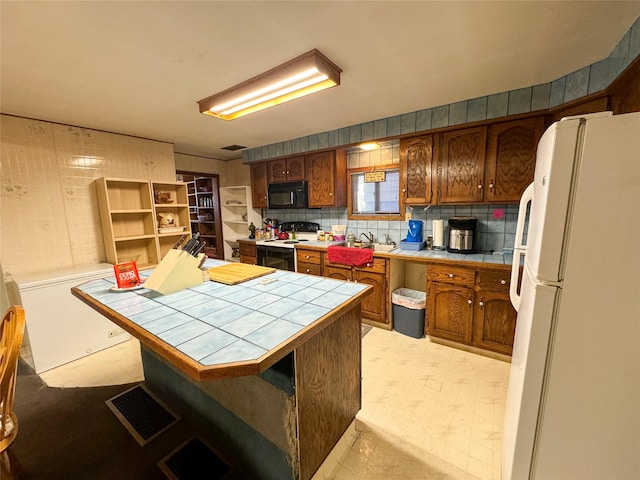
[347,164,404,221]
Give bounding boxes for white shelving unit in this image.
[219,186,261,261]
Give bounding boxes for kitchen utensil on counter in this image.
[346,231,356,247]
[264,218,279,228]
[172,234,187,249]
[277,232,289,240]
[447,217,477,253]
[426,236,433,249]
[207,263,276,285]
[432,219,445,249]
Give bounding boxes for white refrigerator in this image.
[503,111,640,480]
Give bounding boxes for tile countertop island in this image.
[71,258,372,480]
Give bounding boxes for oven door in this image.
[256,245,295,271]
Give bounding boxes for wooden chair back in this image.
[0,306,25,452]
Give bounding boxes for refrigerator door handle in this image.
[510,248,526,310]
[514,182,533,251]
[510,182,534,311]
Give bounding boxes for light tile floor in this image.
[39,328,510,480]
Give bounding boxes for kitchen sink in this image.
[332,242,396,251]
[373,243,397,252]
[333,241,373,249]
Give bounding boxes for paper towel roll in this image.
[433,219,444,247]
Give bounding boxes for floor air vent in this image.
[106,384,180,446]
[159,436,232,480]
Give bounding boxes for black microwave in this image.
[268,181,308,209]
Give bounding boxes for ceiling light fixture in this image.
[198,49,342,121]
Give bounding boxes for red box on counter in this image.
[113,261,141,289]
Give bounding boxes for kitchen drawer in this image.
[477,269,510,290]
[239,242,256,257]
[353,257,387,274]
[297,262,322,276]
[296,249,322,265]
[428,265,475,285]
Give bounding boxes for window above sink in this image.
[348,164,403,221]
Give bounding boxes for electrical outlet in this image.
[405,212,412,221]
[108,328,125,338]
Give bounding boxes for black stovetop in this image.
[278,221,320,233]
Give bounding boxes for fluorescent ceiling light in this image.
[198,49,342,121]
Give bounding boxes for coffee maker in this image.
[447,217,477,253]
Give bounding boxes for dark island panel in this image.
[296,305,362,480]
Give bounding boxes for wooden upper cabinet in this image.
[267,156,305,183]
[400,135,434,205]
[485,117,545,203]
[552,96,609,122]
[250,162,268,208]
[438,126,487,204]
[305,150,347,207]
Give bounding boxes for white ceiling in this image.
[2,1,639,161]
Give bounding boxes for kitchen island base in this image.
[141,305,362,480]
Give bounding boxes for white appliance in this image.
[11,264,130,374]
[503,111,640,479]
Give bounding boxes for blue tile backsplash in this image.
[264,204,518,254]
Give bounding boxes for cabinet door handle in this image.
[467,298,473,305]
[500,279,506,285]
[305,255,311,259]
[305,268,310,273]
[477,184,483,190]
[329,192,333,196]
[489,179,495,191]
[448,273,454,278]
[479,300,484,307]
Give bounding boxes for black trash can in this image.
[392,288,426,338]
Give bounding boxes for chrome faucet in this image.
[360,232,374,243]
[383,233,396,246]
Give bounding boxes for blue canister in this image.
[406,220,423,242]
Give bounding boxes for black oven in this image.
[256,244,295,271]
[268,181,308,209]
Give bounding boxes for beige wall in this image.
[0,115,177,276]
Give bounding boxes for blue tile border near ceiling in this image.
[243,16,640,163]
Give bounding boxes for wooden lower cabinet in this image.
[353,268,387,325]
[324,255,389,327]
[427,263,516,355]
[238,240,257,265]
[323,263,350,281]
[296,248,323,276]
[473,289,516,355]
[427,280,474,344]
[473,268,517,355]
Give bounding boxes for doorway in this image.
[176,172,224,260]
